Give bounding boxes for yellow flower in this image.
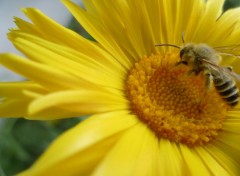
[1,0,240,175]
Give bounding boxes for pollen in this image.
[126,53,228,146]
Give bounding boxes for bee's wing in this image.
[228,71,240,82]
[202,58,240,82]
[214,45,240,58]
[214,45,240,50]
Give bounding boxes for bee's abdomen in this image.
[214,79,239,106]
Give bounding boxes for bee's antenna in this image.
[155,44,180,49]
[181,32,185,44]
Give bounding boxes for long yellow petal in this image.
[215,132,240,164]
[17,8,127,74]
[62,0,133,69]
[9,32,124,89]
[92,122,157,176]
[13,17,42,37]
[83,0,143,59]
[0,99,29,117]
[207,7,240,46]
[18,111,138,176]
[0,54,96,90]
[28,89,129,115]
[180,145,210,175]
[0,81,46,98]
[191,0,225,43]
[195,147,231,176]
[204,144,239,175]
[158,139,184,176]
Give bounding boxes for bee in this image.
[155,42,240,107]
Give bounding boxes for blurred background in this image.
[0,0,240,175]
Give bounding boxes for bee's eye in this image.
[180,49,184,59]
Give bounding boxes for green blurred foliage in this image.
[224,0,240,11]
[68,17,96,41]
[0,118,83,175]
[1,0,240,175]
[0,119,58,175]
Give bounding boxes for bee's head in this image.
[179,44,195,65]
[154,43,195,66]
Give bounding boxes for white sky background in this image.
[0,0,82,81]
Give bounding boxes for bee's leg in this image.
[225,66,233,72]
[188,60,202,75]
[203,70,212,89]
[175,61,188,66]
[188,69,201,76]
[175,61,182,66]
[187,69,195,75]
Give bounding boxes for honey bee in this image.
[155,42,240,107]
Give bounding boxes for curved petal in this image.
[0,82,43,118]
[92,122,159,176]
[191,0,225,43]
[0,54,87,90]
[83,0,146,59]
[0,81,46,98]
[29,89,129,116]
[0,97,77,120]
[13,16,44,37]
[15,8,127,74]
[0,82,93,119]
[0,99,29,117]
[9,32,124,89]
[62,0,133,69]
[18,111,138,176]
[208,7,240,46]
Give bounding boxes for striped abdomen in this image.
[213,77,239,106]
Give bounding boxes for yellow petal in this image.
[0,99,29,117]
[0,82,40,118]
[13,17,42,37]
[158,139,184,176]
[215,131,240,164]
[28,89,129,115]
[208,7,240,46]
[0,93,83,119]
[25,108,85,120]
[204,144,240,175]
[184,0,205,42]
[92,122,157,176]
[84,0,145,59]
[195,147,231,176]
[223,113,240,133]
[0,81,46,98]
[21,8,88,49]
[62,0,133,69]
[0,54,96,90]
[191,0,225,43]
[17,8,127,74]
[9,31,124,89]
[0,82,86,119]
[179,145,210,175]
[18,111,138,176]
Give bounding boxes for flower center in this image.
[126,53,228,146]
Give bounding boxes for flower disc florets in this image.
[126,53,228,146]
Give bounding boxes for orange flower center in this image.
[126,53,228,146]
